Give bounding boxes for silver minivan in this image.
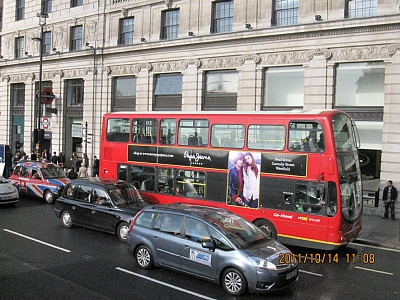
[127,204,299,296]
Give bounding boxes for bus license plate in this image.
[286,269,297,280]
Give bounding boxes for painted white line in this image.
[299,269,323,277]
[350,242,400,253]
[116,267,217,300]
[355,266,393,275]
[3,229,71,253]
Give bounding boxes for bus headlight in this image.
[248,257,277,270]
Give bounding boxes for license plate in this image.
[286,269,297,280]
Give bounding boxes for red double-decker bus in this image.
[100,110,362,250]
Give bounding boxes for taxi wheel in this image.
[44,190,55,204]
[135,245,154,269]
[254,219,277,239]
[61,211,73,228]
[222,268,247,296]
[117,222,129,242]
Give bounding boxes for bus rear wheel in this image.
[254,219,277,239]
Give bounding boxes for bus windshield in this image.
[332,113,363,222]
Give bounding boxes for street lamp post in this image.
[32,12,48,157]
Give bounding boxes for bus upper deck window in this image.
[288,121,324,153]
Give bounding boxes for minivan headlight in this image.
[248,256,277,270]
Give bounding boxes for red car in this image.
[9,161,70,204]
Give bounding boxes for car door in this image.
[28,168,45,198]
[181,218,218,280]
[149,213,183,270]
[89,187,118,232]
[17,166,30,195]
[69,184,95,227]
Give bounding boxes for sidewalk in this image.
[353,205,400,250]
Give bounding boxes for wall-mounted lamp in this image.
[245,23,252,29]
[52,47,60,54]
[315,15,322,21]
[188,31,194,36]
[25,51,32,57]
[140,38,146,42]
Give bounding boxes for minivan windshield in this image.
[204,212,267,249]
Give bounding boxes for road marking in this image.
[355,266,393,275]
[350,242,400,253]
[116,267,217,300]
[3,229,71,253]
[299,269,323,277]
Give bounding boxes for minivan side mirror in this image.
[202,240,215,251]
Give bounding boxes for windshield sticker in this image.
[189,249,212,266]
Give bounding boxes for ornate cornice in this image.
[261,50,314,65]
[200,56,246,69]
[328,45,396,61]
[63,69,87,78]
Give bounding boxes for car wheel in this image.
[44,190,55,204]
[135,245,154,269]
[61,211,73,228]
[254,219,277,239]
[117,222,129,242]
[222,268,247,296]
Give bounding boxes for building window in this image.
[43,31,51,55]
[65,79,84,106]
[11,83,25,107]
[334,62,384,111]
[153,74,182,111]
[16,0,25,21]
[119,17,134,45]
[211,0,234,34]
[203,70,237,111]
[345,0,377,19]
[15,37,25,59]
[70,26,83,51]
[112,76,137,111]
[43,0,53,13]
[161,9,180,40]
[272,0,299,27]
[263,66,304,109]
[71,0,83,8]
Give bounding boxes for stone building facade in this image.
[0,0,399,212]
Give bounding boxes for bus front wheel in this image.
[254,219,277,239]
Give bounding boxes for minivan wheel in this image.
[222,268,247,296]
[135,245,153,269]
[254,219,277,239]
[44,190,55,204]
[117,222,129,242]
[61,211,73,228]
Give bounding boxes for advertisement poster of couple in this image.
[227,151,261,208]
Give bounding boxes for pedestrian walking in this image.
[51,151,59,165]
[78,162,89,178]
[92,155,99,177]
[382,180,398,220]
[59,152,66,170]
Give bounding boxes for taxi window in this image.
[20,167,29,177]
[75,185,93,202]
[93,188,110,205]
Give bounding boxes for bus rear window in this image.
[106,118,130,142]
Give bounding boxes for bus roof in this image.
[104,109,344,117]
